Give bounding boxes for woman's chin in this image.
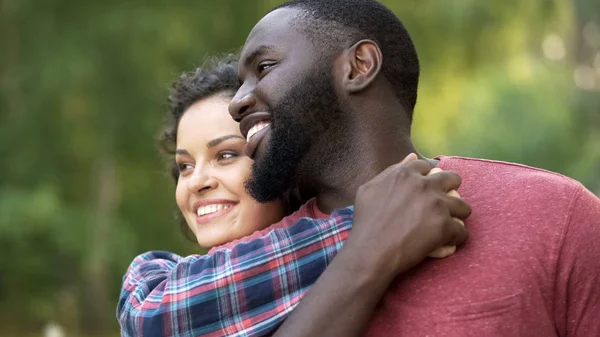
[195,231,230,249]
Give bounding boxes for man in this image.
[228,0,600,336]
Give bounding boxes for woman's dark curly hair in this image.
[160,54,240,175]
[158,54,241,241]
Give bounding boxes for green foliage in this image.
[0,0,598,334]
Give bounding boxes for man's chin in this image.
[246,177,279,203]
[247,154,291,203]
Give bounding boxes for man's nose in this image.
[229,87,257,122]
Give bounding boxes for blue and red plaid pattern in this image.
[118,206,354,337]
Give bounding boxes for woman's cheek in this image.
[237,157,254,176]
[175,181,188,212]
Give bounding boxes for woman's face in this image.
[175,95,285,247]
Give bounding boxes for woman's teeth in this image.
[197,204,232,217]
[247,121,270,142]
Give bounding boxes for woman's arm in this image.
[117,208,353,337]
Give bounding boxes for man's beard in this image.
[246,64,342,203]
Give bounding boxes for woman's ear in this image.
[341,39,383,94]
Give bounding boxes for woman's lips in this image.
[195,203,237,225]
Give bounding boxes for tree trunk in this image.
[81,148,116,334]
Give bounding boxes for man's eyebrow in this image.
[243,45,277,67]
[207,135,245,148]
[175,149,190,156]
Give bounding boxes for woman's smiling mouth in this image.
[194,201,237,224]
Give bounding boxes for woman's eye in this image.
[219,151,239,161]
[178,163,193,173]
[258,61,276,74]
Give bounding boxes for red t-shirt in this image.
[362,156,600,336]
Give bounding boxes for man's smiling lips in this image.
[246,121,270,142]
[239,112,272,159]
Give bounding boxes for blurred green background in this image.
[1,0,599,336]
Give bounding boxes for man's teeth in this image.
[247,121,270,142]
[197,204,232,217]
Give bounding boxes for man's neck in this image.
[311,120,424,214]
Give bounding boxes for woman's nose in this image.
[187,165,218,194]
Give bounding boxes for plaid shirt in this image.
[118,206,354,337]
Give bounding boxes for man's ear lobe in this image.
[341,39,383,94]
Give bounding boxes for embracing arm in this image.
[117,208,353,337]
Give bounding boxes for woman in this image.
[118,55,455,337]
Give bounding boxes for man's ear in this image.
[341,39,383,94]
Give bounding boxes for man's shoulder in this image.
[438,155,581,192]
[438,155,586,226]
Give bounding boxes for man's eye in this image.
[257,61,276,74]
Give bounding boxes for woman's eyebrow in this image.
[207,135,245,148]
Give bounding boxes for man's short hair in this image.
[272,0,420,121]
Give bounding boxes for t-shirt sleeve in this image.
[554,184,600,336]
